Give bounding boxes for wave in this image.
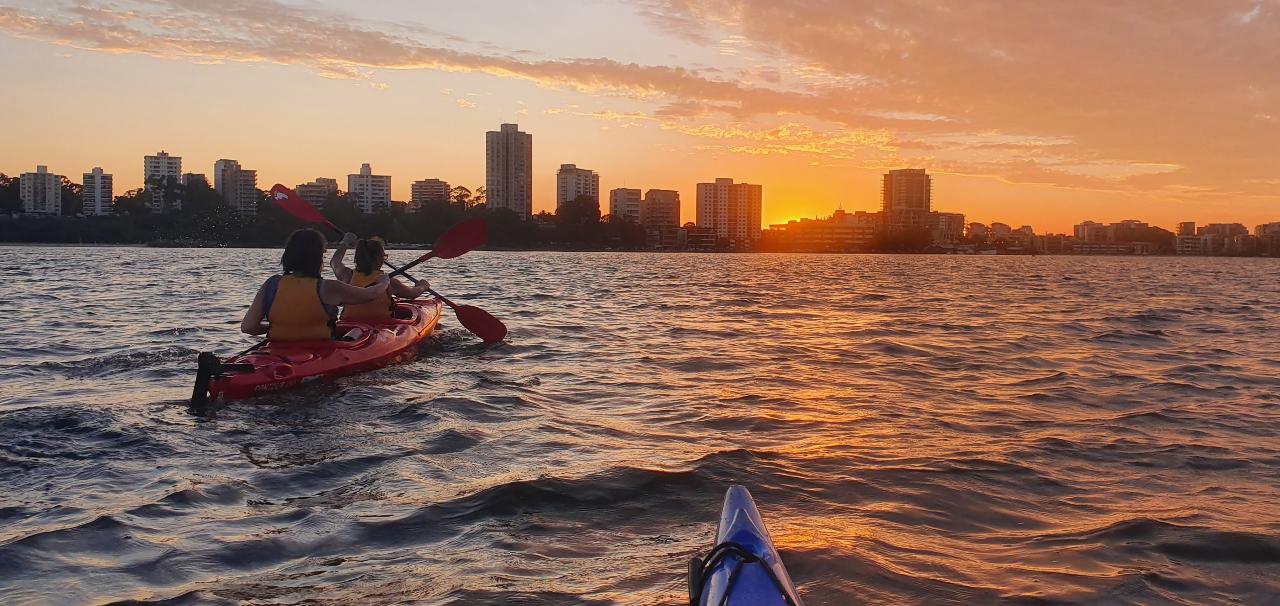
[1036,517,1280,564]
[32,345,200,379]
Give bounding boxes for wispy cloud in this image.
[1,0,1276,202]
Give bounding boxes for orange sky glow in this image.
[0,0,1276,233]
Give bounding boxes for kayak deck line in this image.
[191,297,444,407]
[690,485,804,606]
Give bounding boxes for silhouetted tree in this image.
[146,175,183,213]
[60,176,82,216]
[557,194,601,226]
[323,191,364,233]
[449,185,472,208]
[0,173,21,213]
[113,188,151,217]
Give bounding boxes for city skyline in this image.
[8,152,1279,241]
[0,2,1276,232]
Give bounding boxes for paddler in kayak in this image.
[239,228,391,341]
[330,233,430,320]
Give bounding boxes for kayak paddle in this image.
[423,287,508,344]
[386,217,487,278]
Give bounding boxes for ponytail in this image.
[354,237,386,274]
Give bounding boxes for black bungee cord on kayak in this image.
[688,541,800,606]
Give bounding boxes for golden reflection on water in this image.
[1,248,1279,604]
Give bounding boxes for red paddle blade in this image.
[454,304,507,344]
[431,218,488,259]
[269,184,330,226]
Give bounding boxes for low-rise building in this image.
[181,173,208,188]
[967,223,989,243]
[763,209,881,252]
[990,222,1013,240]
[681,223,720,251]
[929,212,966,244]
[608,188,642,223]
[1257,222,1280,256]
[410,178,450,212]
[1072,242,1153,255]
[297,178,338,210]
[1174,235,1209,255]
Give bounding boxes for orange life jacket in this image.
[341,269,394,320]
[266,274,334,341]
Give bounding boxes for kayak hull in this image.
[207,298,443,401]
[693,485,803,606]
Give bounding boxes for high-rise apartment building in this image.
[882,168,931,230]
[642,189,681,247]
[642,189,681,231]
[1177,221,1197,236]
[144,150,182,212]
[696,178,762,246]
[296,178,338,210]
[485,123,532,219]
[81,167,113,216]
[347,163,391,214]
[410,178,451,212]
[608,188,642,223]
[557,164,599,210]
[214,159,259,215]
[20,165,61,215]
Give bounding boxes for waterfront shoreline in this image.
[3,241,1280,257]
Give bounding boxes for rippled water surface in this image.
[2,246,1280,605]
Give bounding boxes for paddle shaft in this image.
[385,251,434,279]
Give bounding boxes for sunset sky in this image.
[0,0,1276,232]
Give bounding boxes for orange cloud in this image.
[1,0,1276,208]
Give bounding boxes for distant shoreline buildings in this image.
[763,168,964,252]
[2,131,1277,255]
[763,168,1280,256]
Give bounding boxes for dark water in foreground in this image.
[2,246,1279,605]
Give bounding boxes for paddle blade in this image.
[454,304,507,344]
[431,218,488,259]
[268,184,330,227]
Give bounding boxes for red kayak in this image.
[193,298,443,403]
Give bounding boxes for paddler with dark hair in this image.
[239,228,391,340]
[330,232,430,320]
